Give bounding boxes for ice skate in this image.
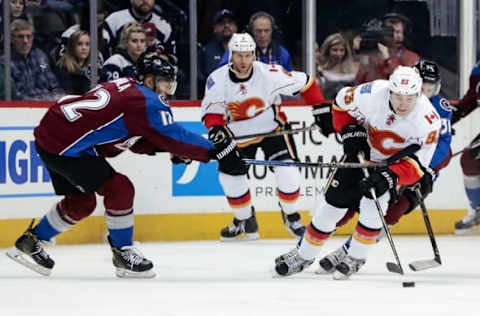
[455,205,480,235]
[108,236,155,278]
[274,248,314,276]
[315,244,347,274]
[220,209,259,241]
[6,219,55,276]
[333,255,366,280]
[280,204,306,238]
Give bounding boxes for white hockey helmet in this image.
[389,66,423,96]
[228,33,256,55]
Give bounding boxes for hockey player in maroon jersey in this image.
[6,53,244,278]
[451,60,480,234]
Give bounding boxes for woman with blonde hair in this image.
[101,22,146,82]
[56,30,94,95]
[316,33,358,99]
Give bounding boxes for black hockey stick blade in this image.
[409,258,441,271]
[386,261,404,274]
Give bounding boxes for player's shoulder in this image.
[134,83,170,110]
[430,95,452,113]
[206,65,229,89]
[412,95,441,131]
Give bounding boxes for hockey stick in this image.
[452,138,480,157]
[243,159,382,169]
[408,185,442,271]
[234,125,318,140]
[358,153,404,275]
[244,144,421,169]
[321,154,346,194]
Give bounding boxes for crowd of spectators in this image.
[0,0,435,102]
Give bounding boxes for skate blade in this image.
[220,232,260,242]
[315,265,334,275]
[454,226,480,235]
[409,259,441,271]
[115,267,156,279]
[6,247,52,276]
[332,270,349,280]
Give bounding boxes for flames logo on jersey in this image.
[368,124,405,155]
[228,97,265,121]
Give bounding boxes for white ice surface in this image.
[1,236,479,316]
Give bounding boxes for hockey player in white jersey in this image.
[274,66,441,279]
[201,33,333,241]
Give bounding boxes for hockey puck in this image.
[402,281,415,287]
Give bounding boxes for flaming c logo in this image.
[368,125,405,155]
[228,97,265,121]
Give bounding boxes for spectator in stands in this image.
[0,64,17,100]
[104,0,175,58]
[101,22,146,82]
[198,9,237,88]
[52,0,109,65]
[354,14,419,84]
[55,30,94,95]
[316,33,358,100]
[3,19,63,100]
[10,0,27,19]
[218,11,293,71]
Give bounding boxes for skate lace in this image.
[283,249,306,269]
[342,256,365,273]
[228,221,245,233]
[120,246,145,266]
[328,247,347,265]
[288,220,304,230]
[27,232,50,260]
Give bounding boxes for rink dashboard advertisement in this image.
[0,105,470,218]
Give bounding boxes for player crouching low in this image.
[274,66,441,279]
[316,59,453,274]
[6,53,240,278]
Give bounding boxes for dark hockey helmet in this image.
[136,52,176,83]
[414,59,440,84]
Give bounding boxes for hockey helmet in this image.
[136,52,176,83]
[414,59,440,84]
[389,66,422,96]
[228,33,256,54]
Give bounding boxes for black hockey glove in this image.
[341,124,370,160]
[208,125,247,175]
[312,103,335,137]
[170,155,192,165]
[359,167,398,199]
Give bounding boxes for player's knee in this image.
[384,194,411,225]
[61,193,97,221]
[461,149,480,176]
[97,173,135,210]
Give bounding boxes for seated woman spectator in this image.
[55,30,95,95]
[51,0,109,65]
[316,33,358,100]
[100,21,146,82]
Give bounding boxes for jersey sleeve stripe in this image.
[389,157,424,185]
[332,104,357,133]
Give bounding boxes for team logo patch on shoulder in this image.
[207,77,215,90]
[360,82,373,94]
[439,98,452,112]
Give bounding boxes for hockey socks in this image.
[298,224,332,260]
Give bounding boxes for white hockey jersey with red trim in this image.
[201,61,313,144]
[334,80,441,185]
